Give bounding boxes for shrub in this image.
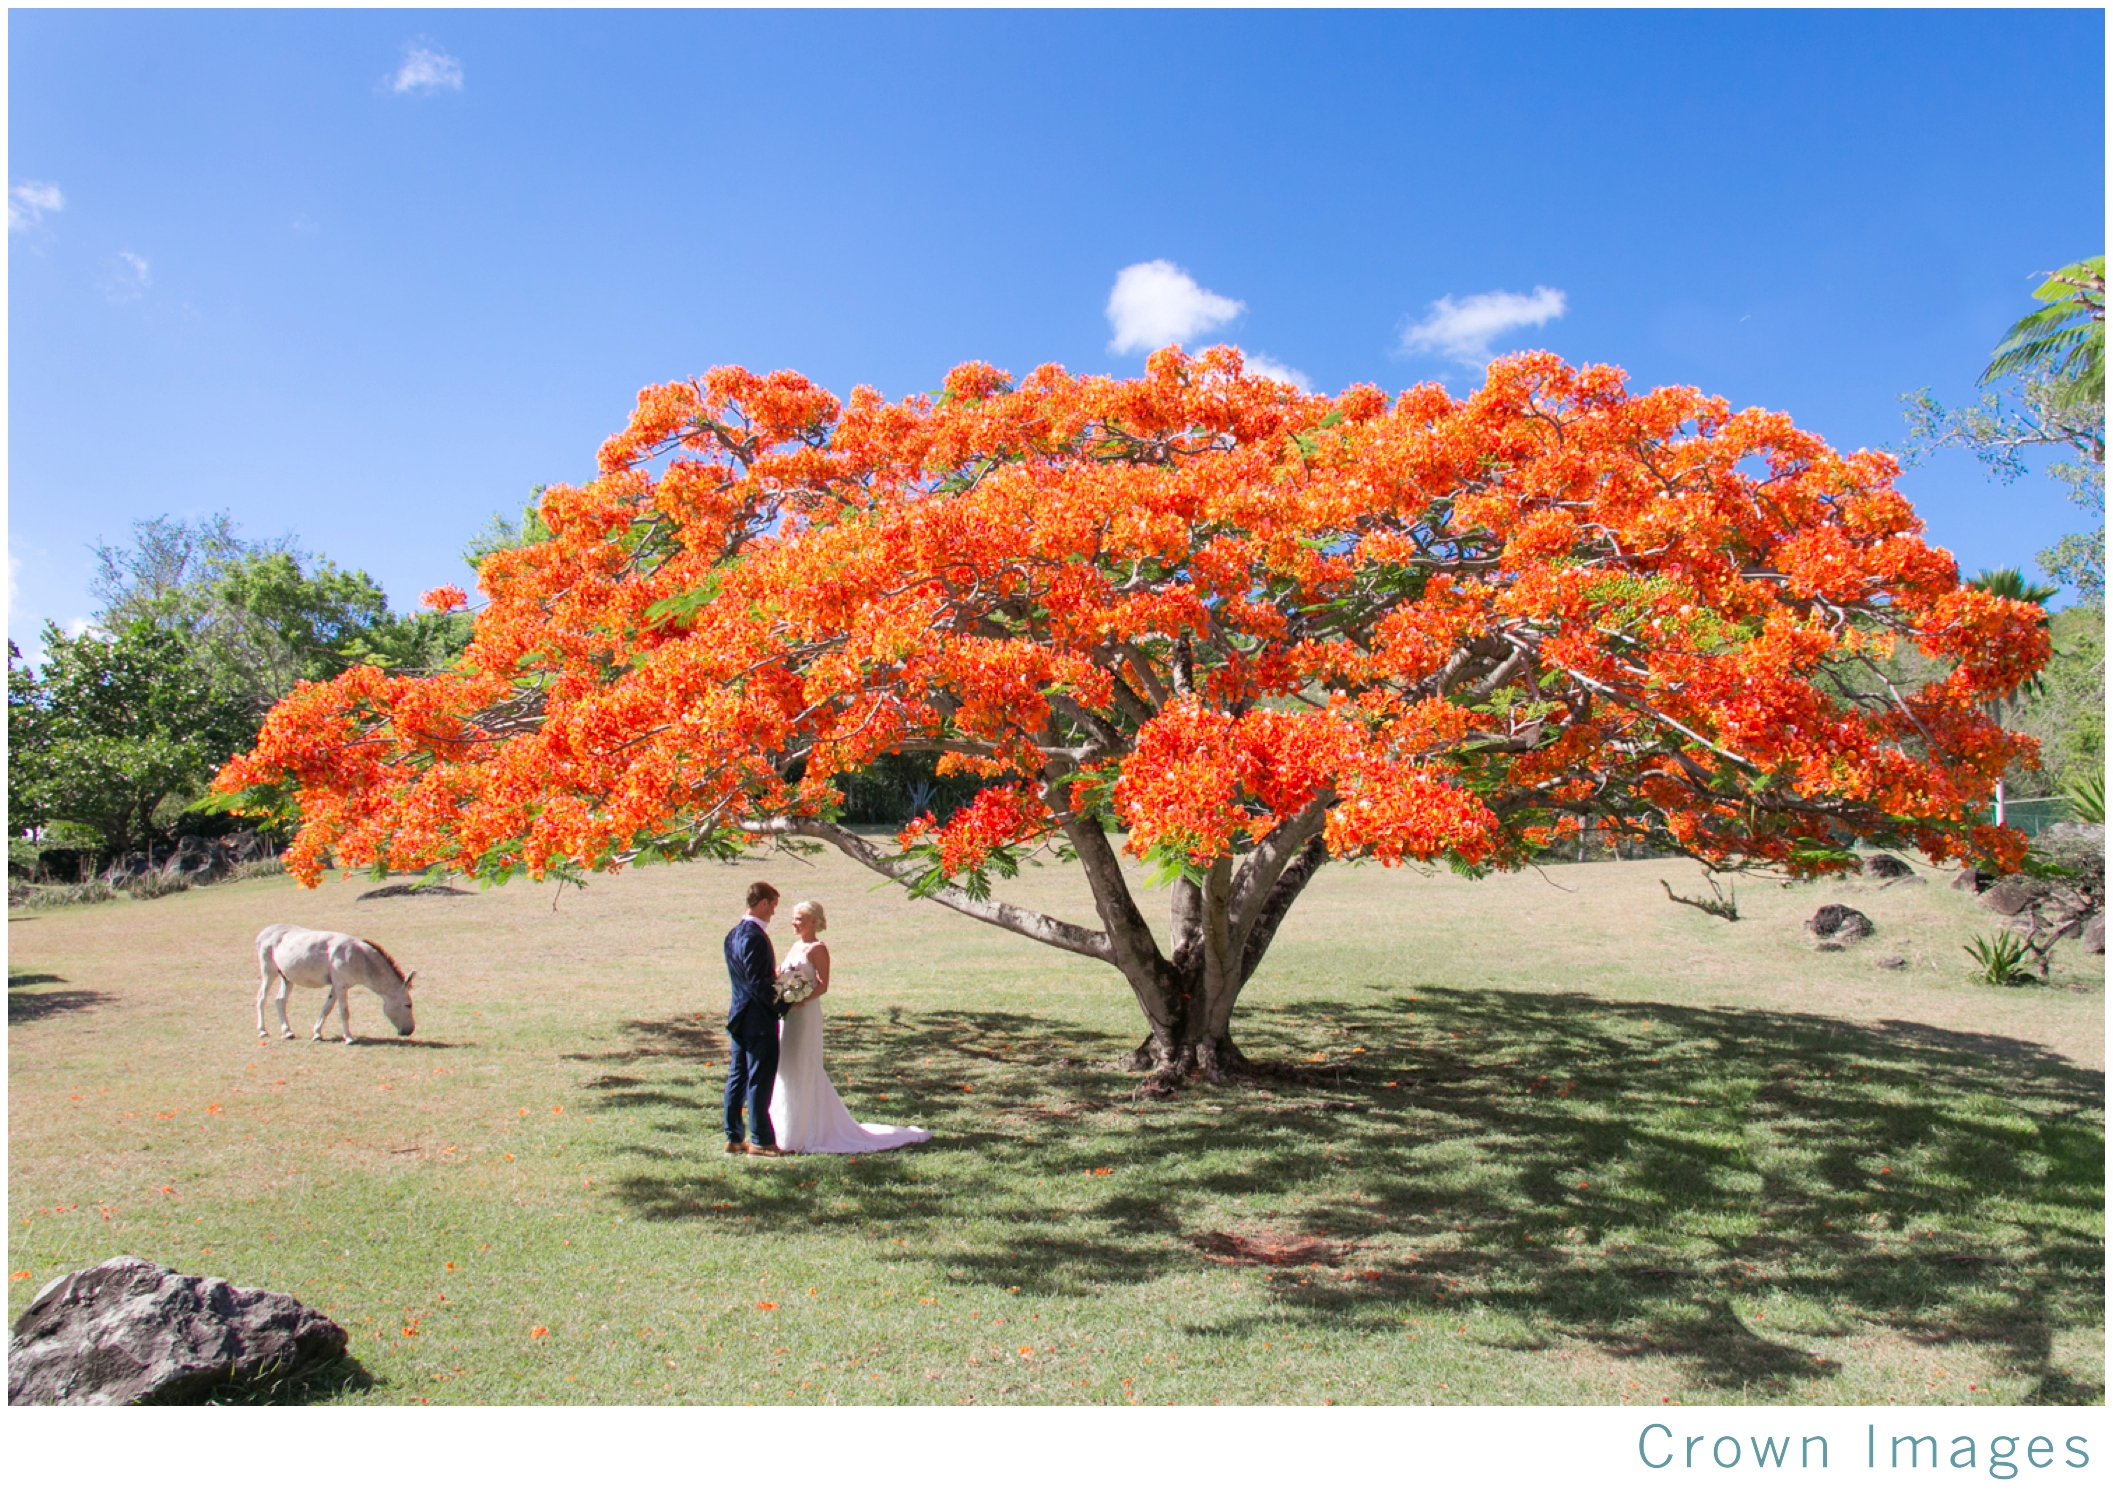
[8,878,117,909]
[123,869,195,901]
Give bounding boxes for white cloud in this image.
[101,251,151,304]
[9,180,64,232]
[1241,353,1314,394]
[1400,285,1567,365]
[391,44,464,94]
[1106,259,1245,354]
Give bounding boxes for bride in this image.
[768,901,933,1155]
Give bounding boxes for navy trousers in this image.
[725,1026,780,1146]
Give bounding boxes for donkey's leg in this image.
[274,975,295,1038]
[255,963,273,1038]
[339,984,358,1044]
[313,983,337,1042]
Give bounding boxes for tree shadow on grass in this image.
[589,986,2103,1402]
[9,971,126,1026]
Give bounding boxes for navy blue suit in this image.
[724,916,780,1146]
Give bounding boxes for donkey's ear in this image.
[405,971,418,988]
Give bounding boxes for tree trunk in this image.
[748,795,1335,1094]
[1113,827,1332,1096]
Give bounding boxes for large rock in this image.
[1806,904,1874,946]
[1979,876,2052,918]
[2037,821,2105,871]
[1862,853,1914,880]
[220,830,271,863]
[2086,912,2106,955]
[9,1257,345,1405]
[161,836,233,882]
[1951,868,1992,894]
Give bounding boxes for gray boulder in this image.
[2038,821,2105,870]
[161,836,233,882]
[2085,912,2105,955]
[1862,853,1914,880]
[1806,904,1874,947]
[9,1257,345,1405]
[220,830,271,863]
[1951,868,1991,893]
[1980,876,2053,918]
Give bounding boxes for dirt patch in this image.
[1194,1229,1347,1267]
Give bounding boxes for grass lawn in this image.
[7,847,2102,1405]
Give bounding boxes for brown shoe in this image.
[744,1143,783,1157]
[724,1140,743,1154]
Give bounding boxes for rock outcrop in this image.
[9,1257,346,1405]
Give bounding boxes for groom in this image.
[723,880,783,1157]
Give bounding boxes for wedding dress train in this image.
[767,940,932,1155]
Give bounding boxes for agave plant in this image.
[1964,931,2035,986]
[2066,767,2105,825]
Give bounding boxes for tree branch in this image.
[1239,833,1331,986]
[738,817,1113,963]
[1226,793,1333,958]
[1042,794,1178,1008]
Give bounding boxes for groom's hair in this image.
[745,881,780,909]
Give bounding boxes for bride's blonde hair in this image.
[792,899,827,932]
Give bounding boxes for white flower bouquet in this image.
[773,967,815,1019]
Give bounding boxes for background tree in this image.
[9,620,254,858]
[2008,605,2103,805]
[220,350,2045,1088]
[14,515,475,865]
[1903,256,2105,601]
[92,513,470,712]
[1965,567,2058,824]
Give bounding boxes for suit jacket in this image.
[724,917,779,1041]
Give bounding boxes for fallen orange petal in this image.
[530,1326,548,1338]
[756,1302,777,1311]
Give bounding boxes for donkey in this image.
[254,924,417,1043]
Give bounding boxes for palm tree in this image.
[1982,256,2106,405]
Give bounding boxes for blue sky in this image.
[8,8,2105,655]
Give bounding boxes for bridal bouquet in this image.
[773,968,815,1019]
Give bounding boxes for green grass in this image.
[8,849,2102,1405]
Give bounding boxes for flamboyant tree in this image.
[218,348,2047,1087]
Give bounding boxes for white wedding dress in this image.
[767,940,933,1155]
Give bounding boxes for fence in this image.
[1990,796,2080,837]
